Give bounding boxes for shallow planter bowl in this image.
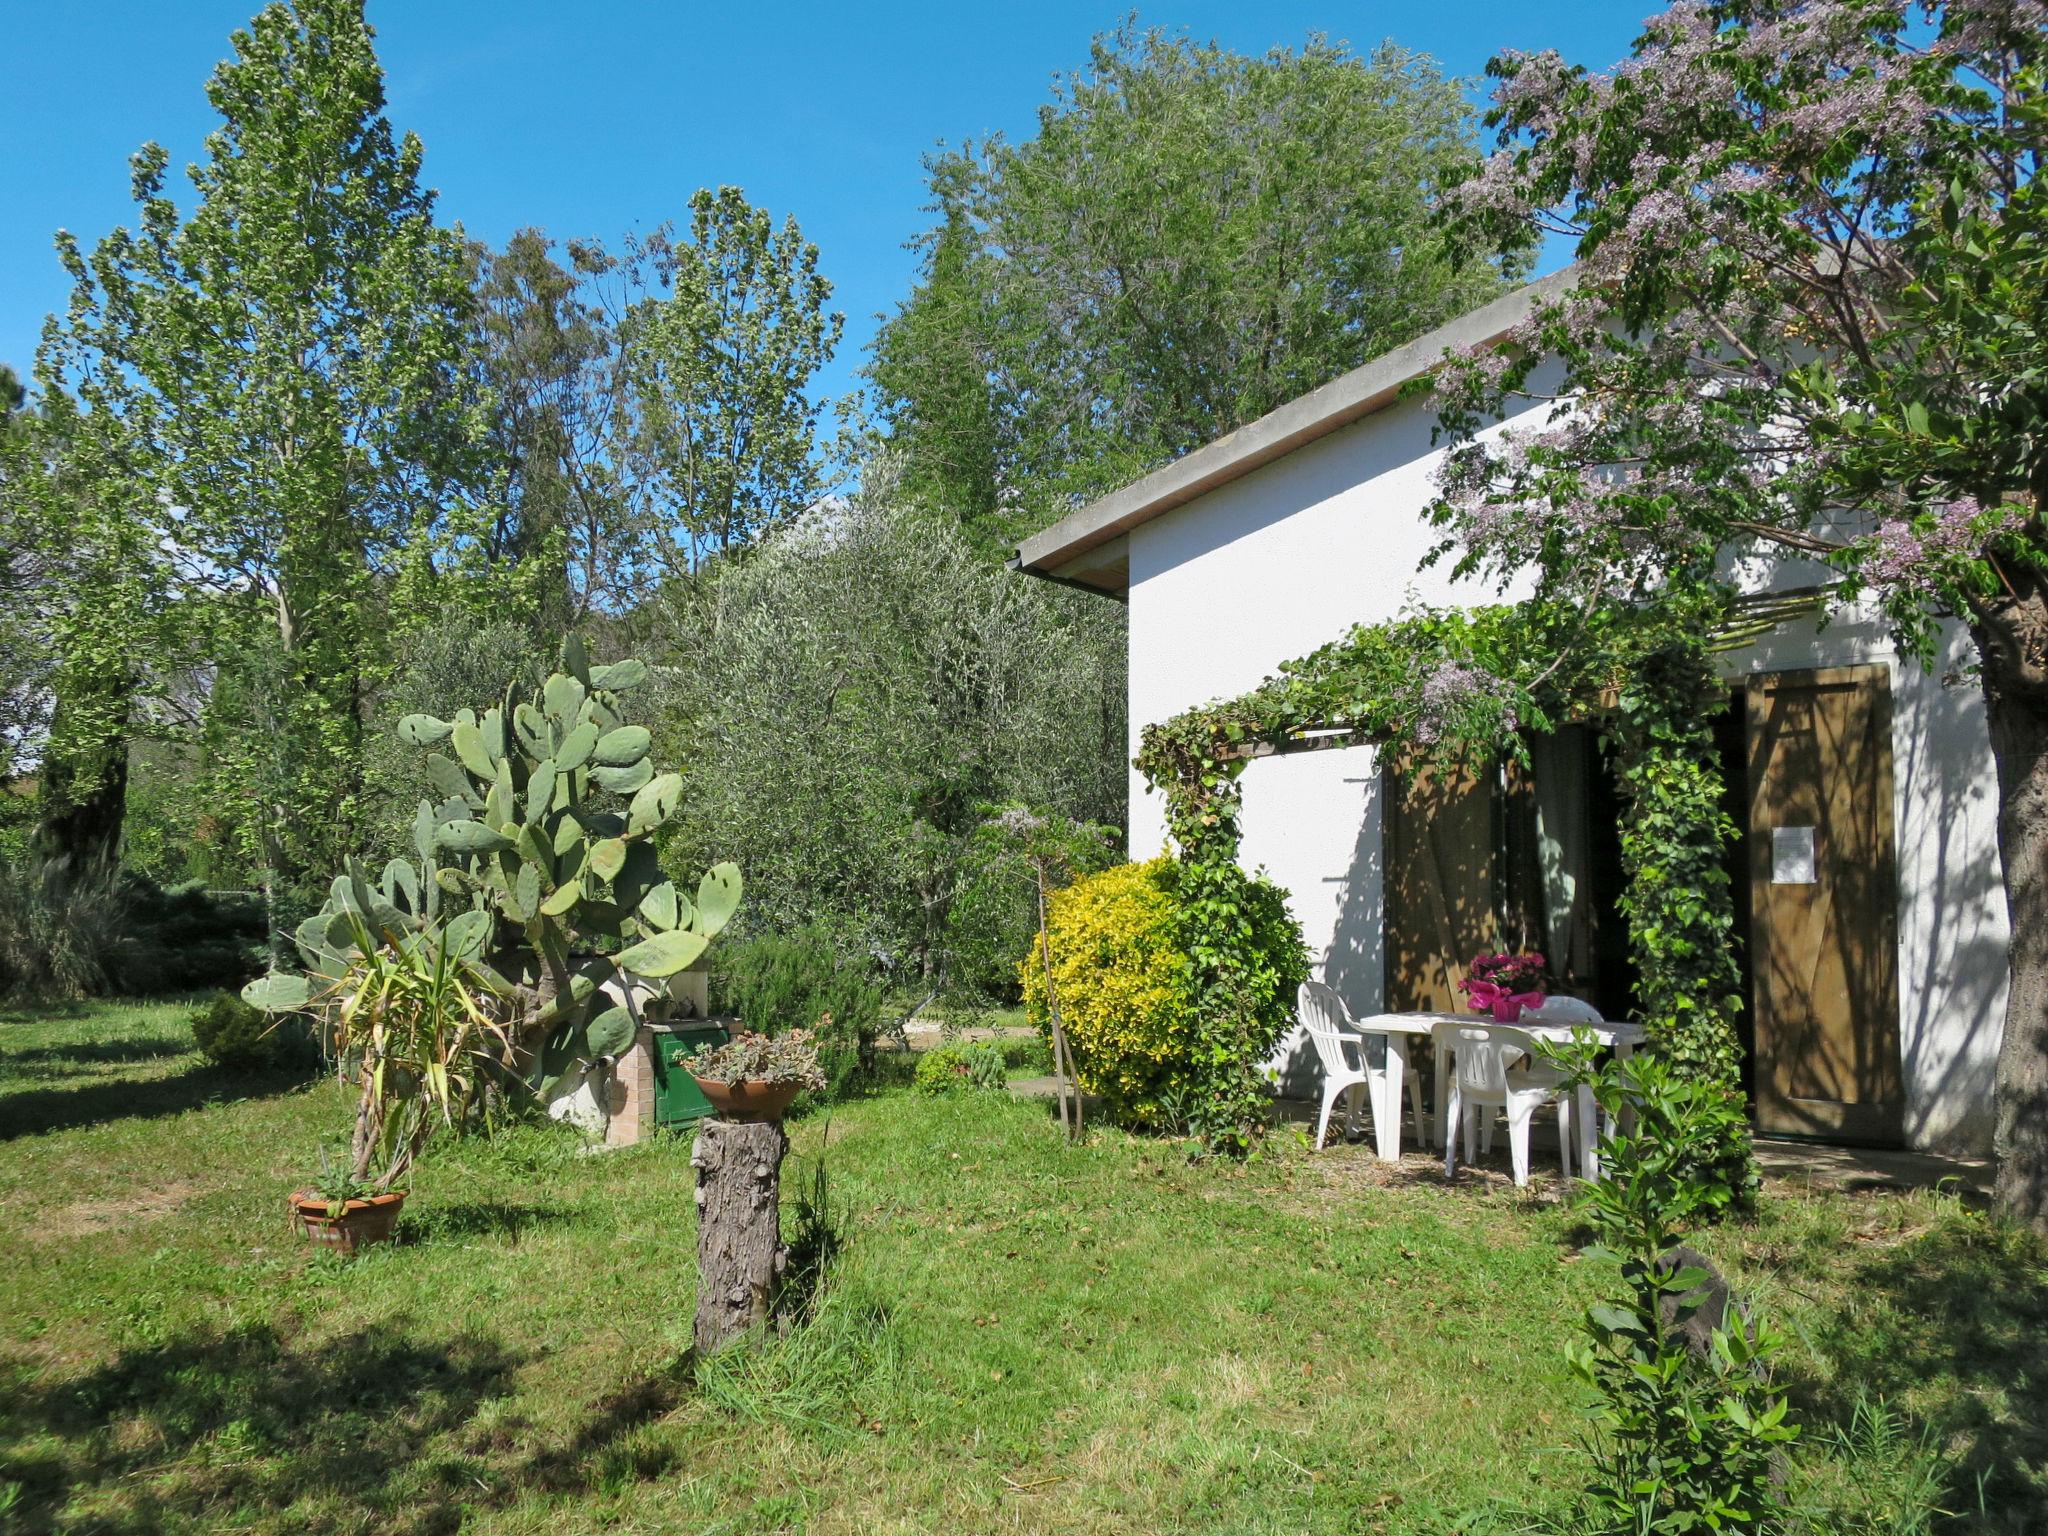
[289,1189,408,1253]
[688,1074,801,1123]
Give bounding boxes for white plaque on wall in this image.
[1771,825,1817,885]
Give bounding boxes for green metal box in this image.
[649,1019,735,1129]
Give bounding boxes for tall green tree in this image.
[865,203,1001,555]
[0,368,39,786]
[14,391,167,877]
[605,186,846,590]
[1431,1,2048,1223]
[0,361,184,878]
[0,367,53,797]
[37,0,491,899]
[467,230,615,632]
[869,26,1517,547]
[466,193,846,618]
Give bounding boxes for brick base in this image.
[604,1027,657,1147]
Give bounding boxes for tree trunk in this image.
[33,680,132,880]
[1978,596,2048,1229]
[691,1117,789,1353]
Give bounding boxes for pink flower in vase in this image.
[1461,978,1504,1016]
[1458,951,1550,1021]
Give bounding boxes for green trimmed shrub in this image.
[709,929,885,1097]
[0,860,127,1001]
[114,880,264,995]
[0,862,262,1002]
[191,988,313,1073]
[913,1041,1008,1095]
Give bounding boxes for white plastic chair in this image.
[1523,995,1603,1027]
[1521,996,1611,1171]
[1435,1020,1574,1186]
[1297,980,1384,1151]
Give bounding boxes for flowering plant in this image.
[1459,952,1548,1020]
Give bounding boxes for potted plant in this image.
[289,1146,408,1253]
[1458,951,1549,1022]
[685,1028,827,1122]
[263,906,514,1251]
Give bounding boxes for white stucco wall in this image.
[1124,381,1546,1099]
[1122,382,2008,1155]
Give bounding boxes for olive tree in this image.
[651,465,1125,980]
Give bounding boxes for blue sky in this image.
[2,2,1655,407]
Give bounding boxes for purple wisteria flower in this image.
[1414,661,1520,745]
[1865,498,2021,597]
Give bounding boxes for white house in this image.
[1011,269,2008,1157]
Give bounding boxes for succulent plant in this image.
[685,1028,828,1092]
[243,635,741,1105]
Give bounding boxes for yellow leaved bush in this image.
[1018,857,1199,1129]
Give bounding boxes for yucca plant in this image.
[318,906,516,1191]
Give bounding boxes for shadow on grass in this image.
[395,1200,576,1246]
[489,1353,697,1497]
[0,1002,94,1027]
[0,1323,522,1535]
[0,1063,312,1141]
[0,1035,192,1068]
[1796,1212,2048,1533]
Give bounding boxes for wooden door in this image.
[1382,764,1502,1012]
[1746,666,1904,1144]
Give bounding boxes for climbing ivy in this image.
[1607,635,1757,1205]
[1136,588,1757,1195]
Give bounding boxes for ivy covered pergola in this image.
[1134,581,1822,1184]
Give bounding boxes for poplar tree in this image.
[37,0,490,899]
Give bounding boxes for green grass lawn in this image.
[3,1000,2044,1535]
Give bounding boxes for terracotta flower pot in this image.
[689,1074,802,1123]
[289,1188,408,1253]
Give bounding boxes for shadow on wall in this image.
[1325,770,1387,1010]
[1262,766,1386,1102]
[1887,631,2007,1155]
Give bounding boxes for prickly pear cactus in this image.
[244,635,741,1104]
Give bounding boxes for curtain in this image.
[1530,728,1594,986]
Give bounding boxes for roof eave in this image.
[1010,264,1580,596]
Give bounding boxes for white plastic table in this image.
[1345,1011,1646,1178]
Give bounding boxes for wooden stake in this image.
[1034,859,1082,1141]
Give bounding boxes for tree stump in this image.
[691,1117,789,1354]
[1654,1243,1738,1360]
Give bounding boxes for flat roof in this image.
[1008,264,1579,597]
